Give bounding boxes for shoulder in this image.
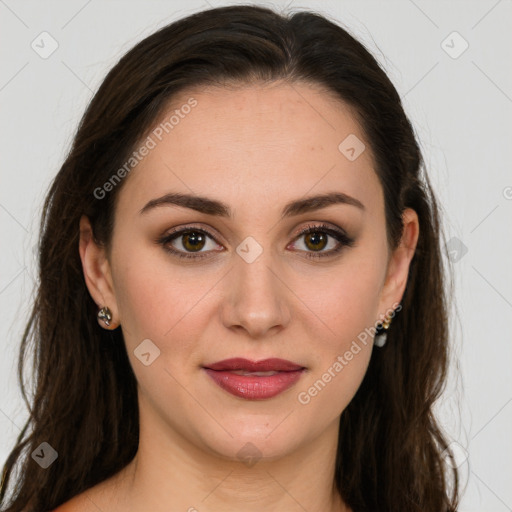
[49,463,132,511]
[49,472,128,512]
[49,492,91,512]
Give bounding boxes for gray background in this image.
[1,1,511,510]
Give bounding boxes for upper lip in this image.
[203,358,304,372]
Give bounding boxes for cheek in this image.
[111,250,209,406]
[296,251,384,412]
[114,272,169,342]
[297,343,372,429]
[296,289,376,422]
[319,251,386,348]
[110,243,185,345]
[111,244,220,367]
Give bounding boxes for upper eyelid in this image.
[163,223,224,244]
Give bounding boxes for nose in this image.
[220,252,291,339]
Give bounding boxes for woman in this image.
[0,4,460,511]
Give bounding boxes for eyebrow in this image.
[139,191,365,218]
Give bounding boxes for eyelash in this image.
[157,223,355,261]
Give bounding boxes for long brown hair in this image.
[1,5,460,511]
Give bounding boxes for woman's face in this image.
[81,81,417,463]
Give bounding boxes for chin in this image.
[194,420,303,464]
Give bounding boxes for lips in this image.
[202,358,306,400]
[203,357,304,372]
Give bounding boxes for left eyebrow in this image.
[139,191,365,218]
[281,191,365,217]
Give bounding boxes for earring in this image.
[97,306,113,327]
[374,311,393,348]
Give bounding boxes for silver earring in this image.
[97,306,112,326]
[374,331,387,347]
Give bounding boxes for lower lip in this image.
[203,368,305,400]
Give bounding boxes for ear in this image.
[79,215,120,329]
[377,208,419,318]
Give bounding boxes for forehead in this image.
[117,81,382,220]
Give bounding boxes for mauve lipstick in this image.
[203,358,306,400]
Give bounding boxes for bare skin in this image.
[67,81,419,512]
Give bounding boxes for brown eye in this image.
[303,231,328,252]
[158,228,222,260]
[291,223,355,259]
[180,231,207,252]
